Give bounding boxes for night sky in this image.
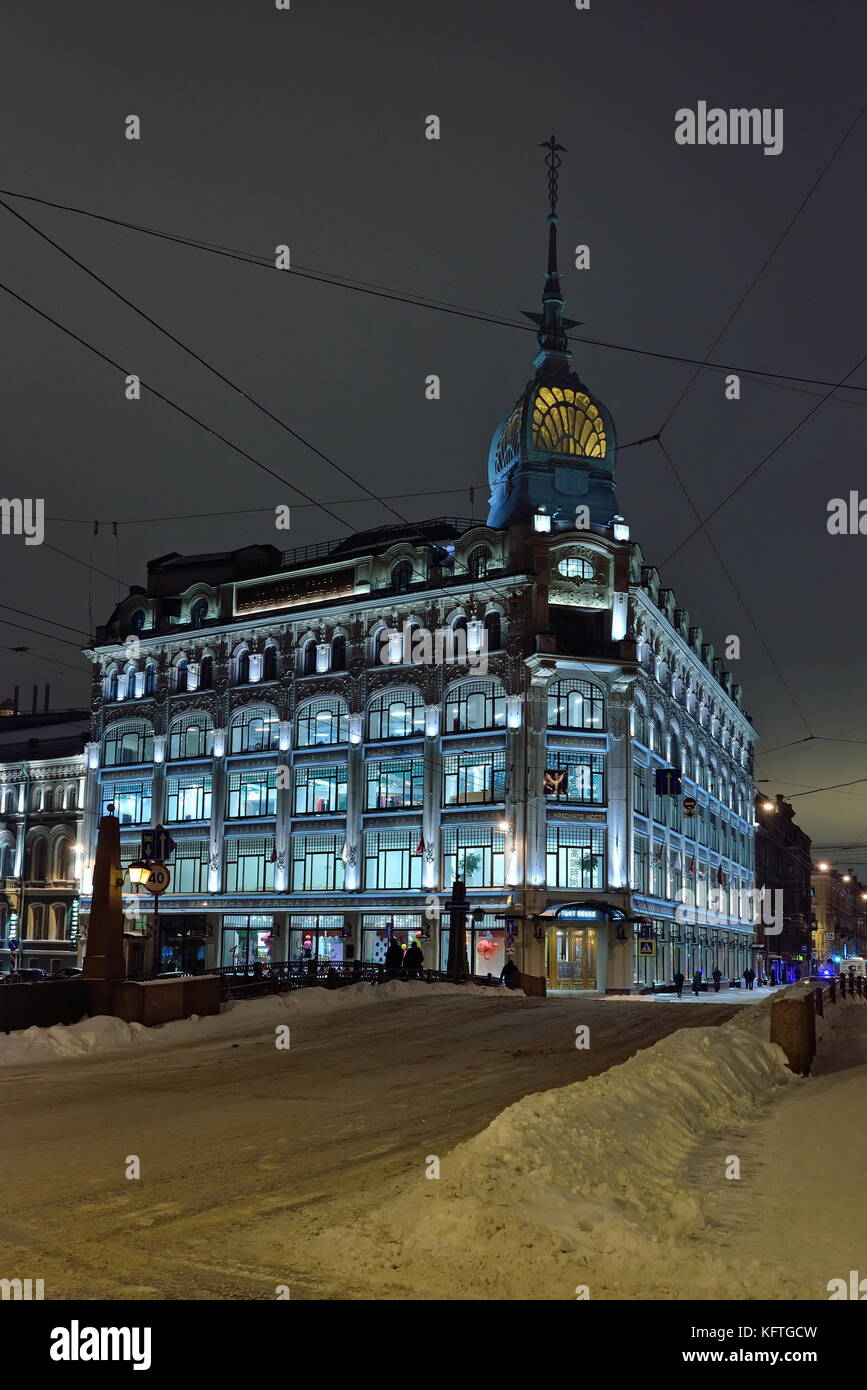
[1,0,865,863]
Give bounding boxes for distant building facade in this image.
[754,792,812,982]
[811,867,867,968]
[78,159,758,992]
[0,713,88,974]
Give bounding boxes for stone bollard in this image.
[770,992,817,1076]
[829,979,836,1004]
[814,986,824,1018]
[840,974,847,999]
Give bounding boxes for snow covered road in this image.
[0,986,739,1300]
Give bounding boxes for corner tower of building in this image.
[487,136,618,532]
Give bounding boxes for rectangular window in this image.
[291,833,346,892]
[633,765,648,817]
[102,781,152,826]
[294,764,348,815]
[166,776,212,823]
[651,841,666,896]
[364,830,423,891]
[167,840,210,894]
[633,835,649,893]
[224,836,276,893]
[547,824,605,890]
[443,750,506,806]
[365,758,423,810]
[546,750,604,804]
[441,826,506,889]
[228,770,278,819]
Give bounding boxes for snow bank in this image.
[309,987,867,1300]
[0,978,515,1067]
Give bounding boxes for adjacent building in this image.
[811,865,867,969]
[0,709,88,974]
[77,154,758,992]
[754,792,813,982]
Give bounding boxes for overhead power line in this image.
[0,184,862,397]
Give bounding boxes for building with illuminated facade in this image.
[78,149,758,992]
[0,710,87,974]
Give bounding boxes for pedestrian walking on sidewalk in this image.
[712,967,722,993]
[673,970,685,998]
[692,969,702,996]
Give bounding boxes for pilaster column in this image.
[423,705,441,890]
[209,742,227,893]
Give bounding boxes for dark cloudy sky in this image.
[0,0,865,863]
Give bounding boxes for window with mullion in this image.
[443,750,506,806]
[365,758,423,810]
[546,824,605,889]
[291,833,345,891]
[441,827,505,889]
[294,764,348,815]
[364,831,422,891]
[224,837,276,892]
[166,841,210,893]
[102,781,152,826]
[166,776,212,823]
[546,750,604,805]
[228,771,278,819]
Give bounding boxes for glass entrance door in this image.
[547,927,597,990]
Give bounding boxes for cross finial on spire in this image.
[540,135,566,218]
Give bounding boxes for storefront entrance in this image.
[547,927,597,990]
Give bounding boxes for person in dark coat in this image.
[403,941,424,977]
[673,970,685,998]
[500,958,521,990]
[769,967,777,986]
[743,967,755,991]
[384,939,404,976]
[711,967,722,993]
[692,969,702,996]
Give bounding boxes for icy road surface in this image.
[0,989,739,1300]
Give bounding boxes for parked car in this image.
[49,967,83,979]
[4,967,48,982]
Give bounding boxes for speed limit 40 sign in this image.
[141,862,171,895]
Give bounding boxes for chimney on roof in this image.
[31,684,38,714]
[12,685,18,716]
[43,684,50,713]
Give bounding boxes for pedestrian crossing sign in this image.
[638,938,656,957]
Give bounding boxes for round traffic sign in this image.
[683,796,697,815]
[141,861,171,895]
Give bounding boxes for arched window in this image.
[0,837,14,878]
[28,838,48,881]
[262,646,278,682]
[302,640,317,677]
[484,612,502,650]
[367,689,426,741]
[445,680,507,733]
[144,662,156,696]
[64,784,77,811]
[168,713,215,761]
[296,698,349,748]
[557,556,594,580]
[467,546,490,580]
[546,679,605,731]
[27,903,45,940]
[51,904,67,940]
[391,560,413,594]
[199,656,213,690]
[175,659,189,694]
[129,609,145,633]
[632,702,648,745]
[236,650,251,685]
[106,670,119,701]
[103,722,154,767]
[55,837,74,881]
[42,787,55,813]
[229,706,280,755]
[190,599,209,627]
[332,634,347,671]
